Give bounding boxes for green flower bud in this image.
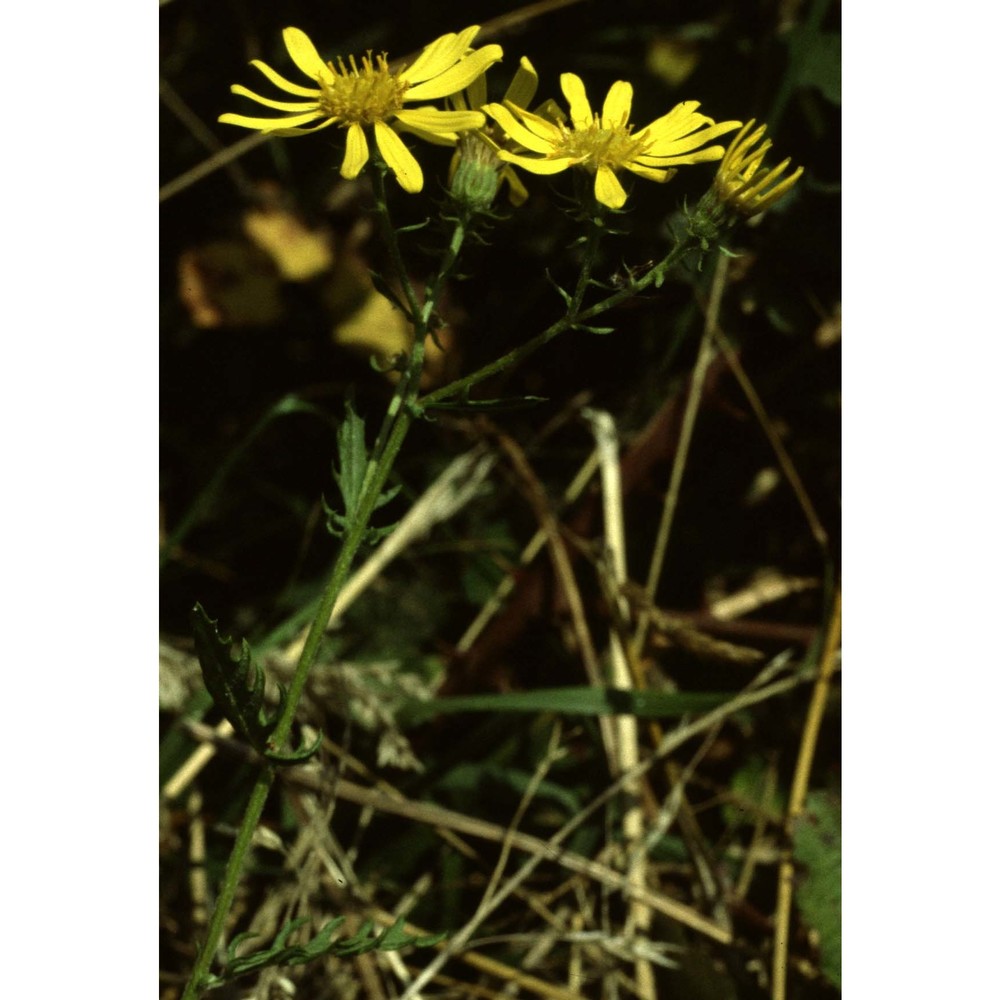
[449,132,504,213]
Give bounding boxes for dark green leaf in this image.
[793,791,841,988]
[190,603,281,755]
[325,401,401,544]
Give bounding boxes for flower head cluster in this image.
[711,119,803,218]
[219,26,502,193]
[482,74,741,210]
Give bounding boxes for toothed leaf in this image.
[376,915,446,951]
[200,913,445,988]
[190,603,281,755]
[324,401,400,544]
[330,400,368,519]
[333,919,379,956]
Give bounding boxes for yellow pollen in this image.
[556,121,648,170]
[316,52,409,126]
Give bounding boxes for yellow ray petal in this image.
[283,27,327,81]
[250,59,320,98]
[622,161,675,184]
[483,104,555,154]
[375,121,423,192]
[465,71,488,109]
[403,26,480,84]
[638,101,710,142]
[496,150,579,175]
[405,45,503,101]
[230,85,319,114]
[501,166,529,206]
[560,73,593,126]
[634,145,726,167]
[395,108,485,134]
[268,118,337,137]
[218,110,325,131]
[641,121,740,158]
[601,81,633,127]
[594,166,627,209]
[505,57,538,109]
[341,122,370,179]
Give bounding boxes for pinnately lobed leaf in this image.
[190,603,282,755]
[190,603,321,764]
[202,915,445,987]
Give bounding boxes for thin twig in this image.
[710,326,829,553]
[480,722,565,911]
[634,254,731,654]
[582,407,655,1000]
[771,587,841,1000]
[395,659,809,998]
[496,431,620,772]
[159,77,256,199]
[455,448,601,654]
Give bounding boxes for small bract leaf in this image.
[264,727,323,765]
[427,395,549,413]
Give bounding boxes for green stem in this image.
[568,203,606,318]
[182,160,470,1000]
[420,228,699,409]
[633,252,730,655]
[181,769,272,999]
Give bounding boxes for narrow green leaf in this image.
[331,400,368,521]
[545,269,573,306]
[333,919,378,956]
[325,401,401,544]
[219,916,348,981]
[397,218,431,234]
[375,916,412,951]
[263,727,323,764]
[409,686,734,720]
[426,395,549,413]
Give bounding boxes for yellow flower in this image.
[483,73,741,210]
[449,56,539,206]
[712,119,803,217]
[219,26,503,193]
[401,56,540,207]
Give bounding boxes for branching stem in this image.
[183,184,710,999]
[181,158,469,1000]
